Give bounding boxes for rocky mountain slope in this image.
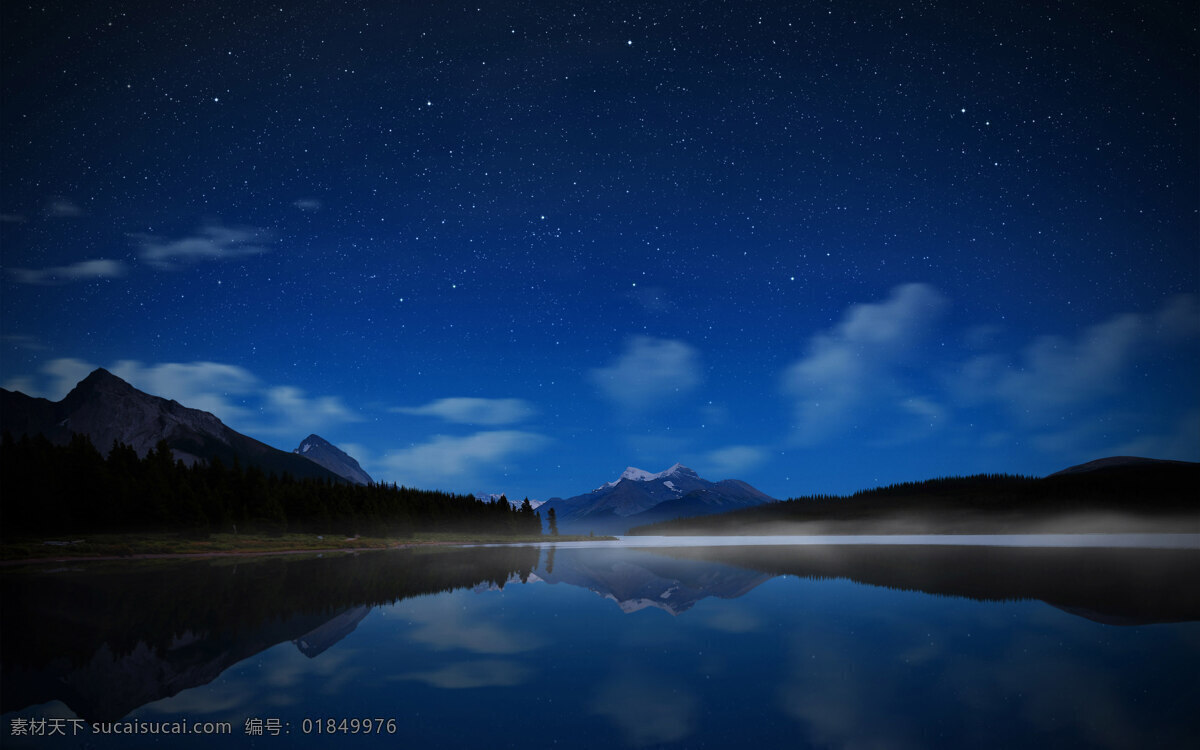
[294,434,372,485]
[0,368,342,482]
[540,463,775,534]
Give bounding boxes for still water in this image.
[2,539,1198,748]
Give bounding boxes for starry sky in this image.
[2,1,1197,502]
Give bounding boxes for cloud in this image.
[261,386,360,436]
[45,198,84,218]
[111,359,259,422]
[133,223,271,269]
[698,445,769,477]
[396,660,530,689]
[293,198,322,211]
[5,357,358,441]
[954,294,1200,420]
[7,358,97,400]
[782,283,946,444]
[590,669,698,746]
[8,259,127,285]
[379,430,549,488]
[589,336,702,412]
[396,595,542,654]
[0,213,27,223]
[392,397,535,425]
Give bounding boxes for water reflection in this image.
[1,547,538,722]
[653,543,1200,624]
[1,542,1197,748]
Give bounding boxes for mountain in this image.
[533,547,773,615]
[630,459,1200,536]
[0,368,342,482]
[294,434,372,485]
[540,463,775,534]
[1047,455,1195,476]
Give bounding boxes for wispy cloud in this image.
[589,336,702,413]
[392,397,536,425]
[1,357,96,401]
[133,223,272,269]
[379,431,548,489]
[111,359,259,421]
[698,445,769,477]
[5,358,358,442]
[293,198,322,211]
[782,283,947,444]
[0,213,27,223]
[590,669,698,746]
[954,294,1200,419]
[395,595,543,654]
[8,259,127,285]
[396,660,531,690]
[44,197,84,218]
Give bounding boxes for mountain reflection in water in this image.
[1,541,1197,747]
[1,547,539,722]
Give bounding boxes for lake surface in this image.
[3,538,1199,748]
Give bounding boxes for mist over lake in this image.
[3,539,1198,748]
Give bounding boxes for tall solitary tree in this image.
[547,507,558,536]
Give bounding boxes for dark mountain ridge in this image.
[0,368,342,482]
[629,460,1200,535]
[294,434,372,485]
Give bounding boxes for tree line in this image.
[0,432,543,537]
[630,464,1200,535]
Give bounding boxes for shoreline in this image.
[7,531,1200,566]
[0,540,469,566]
[0,533,616,566]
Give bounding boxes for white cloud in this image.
[45,198,84,218]
[589,336,702,412]
[379,431,548,488]
[260,386,361,436]
[590,670,698,747]
[13,358,97,400]
[396,660,530,689]
[5,357,358,442]
[293,198,322,211]
[782,283,946,444]
[133,223,271,269]
[8,259,127,285]
[111,359,259,422]
[394,595,542,654]
[955,294,1200,420]
[698,445,769,477]
[392,397,535,425]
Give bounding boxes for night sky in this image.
[2,1,1197,502]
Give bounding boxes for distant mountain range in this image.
[540,463,775,534]
[0,368,367,484]
[630,458,1200,536]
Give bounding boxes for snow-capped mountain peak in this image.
[620,466,659,482]
[598,463,697,490]
[546,462,776,533]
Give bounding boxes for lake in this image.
[3,536,1198,748]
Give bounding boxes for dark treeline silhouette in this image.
[0,432,542,537]
[631,464,1200,535]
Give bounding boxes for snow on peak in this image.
[598,463,695,489]
[300,443,312,453]
[620,466,659,482]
